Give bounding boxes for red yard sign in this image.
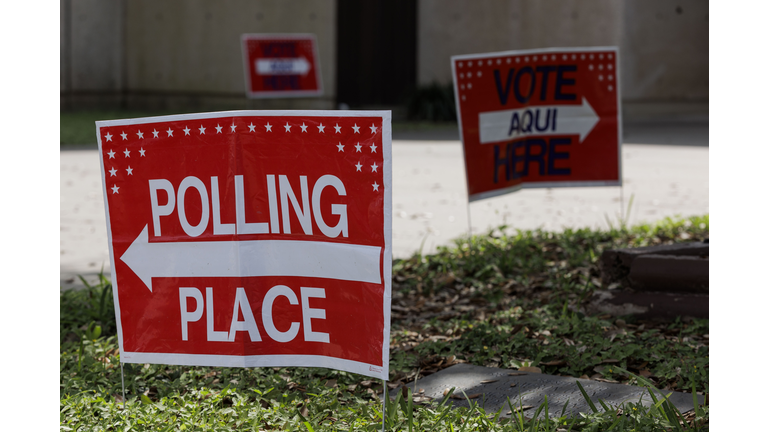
[242,34,323,98]
[96,110,392,380]
[451,47,621,202]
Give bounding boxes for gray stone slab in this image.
[392,363,695,419]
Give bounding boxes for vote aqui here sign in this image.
[451,47,622,202]
[96,111,392,380]
[241,34,323,98]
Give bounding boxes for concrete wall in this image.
[621,0,708,101]
[417,0,708,103]
[418,0,622,84]
[61,0,707,110]
[61,0,124,94]
[61,0,337,110]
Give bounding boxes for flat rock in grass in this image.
[392,363,695,419]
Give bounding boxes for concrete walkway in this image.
[61,123,708,290]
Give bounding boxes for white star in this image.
[215,124,223,134]
[230,124,237,133]
[264,123,271,132]
[126,166,133,175]
[355,162,362,172]
[105,132,113,142]
[249,123,256,132]
[370,124,378,134]
[136,130,144,139]
[352,124,360,133]
[166,128,174,137]
[370,143,377,153]
[139,148,146,157]
[109,167,117,177]
[123,148,131,158]
[284,122,292,132]
[371,162,379,172]
[317,123,325,133]
[152,130,159,138]
[337,142,345,152]
[199,125,206,134]
[355,143,362,152]
[120,132,128,140]
[334,124,341,133]
[300,123,308,133]
[107,149,115,159]
[372,182,380,191]
[183,126,191,136]
[111,185,120,194]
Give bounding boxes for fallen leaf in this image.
[450,393,481,400]
[480,379,499,384]
[112,393,125,404]
[594,377,619,383]
[324,379,337,388]
[507,372,527,376]
[507,405,534,414]
[639,370,654,378]
[346,384,358,392]
[599,358,620,364]
[541,360,566,366]
[360,380,373,387]
[518,366,541,373]
[509,383,517,387]
[298,404,309,417]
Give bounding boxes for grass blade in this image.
[575,381,599,414]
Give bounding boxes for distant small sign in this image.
[241,34,323,98]
[452,47,622,202]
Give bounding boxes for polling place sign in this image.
[96,111,392,380]
[451,47,621,202]
[241,34,323,98]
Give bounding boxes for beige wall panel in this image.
[61,0,69,92]
[418,0,621,86]
[69,0,123,91]
[124,0,336,101]
[621,0,708,101]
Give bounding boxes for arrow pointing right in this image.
[478,98,599,144]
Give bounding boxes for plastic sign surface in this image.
[242,34,323,98]
[96,110,391,380]
[451,47,621,202]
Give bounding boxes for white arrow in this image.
[255,57,311,76]
[120,225,381,292]
[478,98,599,144]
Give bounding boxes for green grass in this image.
[61,109,459,146]
[61,110,191,146]
[61,215,709,430]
